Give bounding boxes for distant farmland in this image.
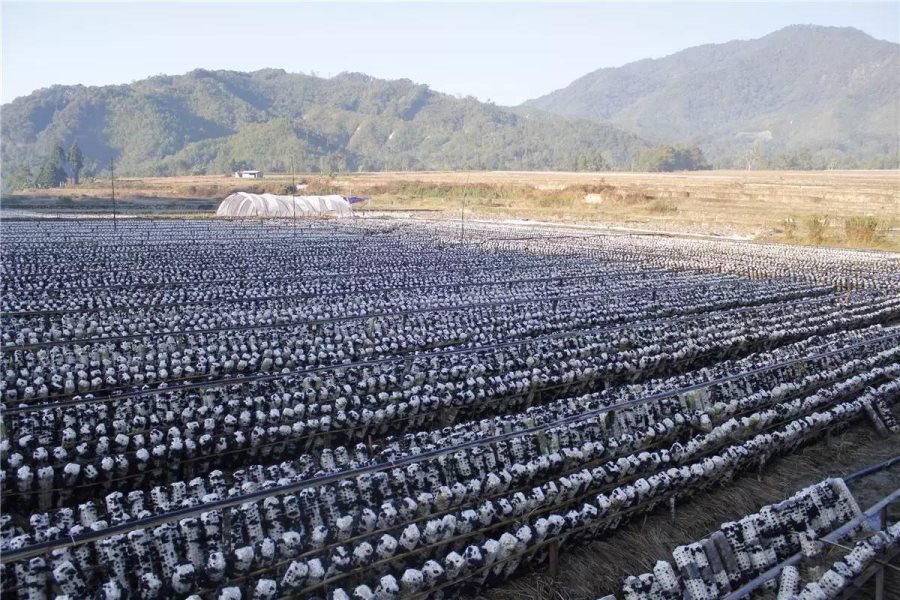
[6,169,898,250]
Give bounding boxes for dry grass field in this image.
[5,169,898,249]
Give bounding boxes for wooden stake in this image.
[547,538,560,578]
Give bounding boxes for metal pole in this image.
[110,158,117,231]
[461,196,465,245]
[875,505,887,599]
[723,489,900,599]
[460,175,469,246]
[291,155,296,235]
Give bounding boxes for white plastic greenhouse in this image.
[216,192,353,218]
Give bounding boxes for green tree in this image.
[81,159,100,180]
[35,144,68,188]
[67,141,84,184]
[50,143,66,169]
[683,146,709,170]
[774,148,816,170]
[637,144,709,172]
[33,164,56,188]
[742,141,767,170]
[578,151,608,171]
[774,152,797,170]
[794,148,814,170]
[4,167,33,191]
[321,153,346,177]
[229,159,251,174]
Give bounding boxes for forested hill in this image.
[1,69,644,185]
[526,25,899,168]
[4,25,896,187]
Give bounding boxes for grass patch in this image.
[647,199,678,214]
[776,217,798,240]
[844,215,886,245]
[805,214,830,245]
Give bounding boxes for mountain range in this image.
[527,25,899,169]
[1,24,897,188]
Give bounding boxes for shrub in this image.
[805,215,829,245]
[778,218,798,239]
[565,183,614,194]
[648,199,678,214]
[620,192,652,205]
[844,216,882,244]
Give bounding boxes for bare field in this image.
[6,169,899,249]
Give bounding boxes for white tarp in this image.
[216,192,352,218]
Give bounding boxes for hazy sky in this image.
[2,1,898,105]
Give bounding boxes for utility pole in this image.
[460,197,465,245]
[291,155,297,235]
[349,181,356,219]
[460,174,469,246]
[110,158,117,231]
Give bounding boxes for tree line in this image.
[634,145,710,172]
[23,142,87,189]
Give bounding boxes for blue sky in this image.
[2,1,898,105]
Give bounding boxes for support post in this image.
[875,506,887,600]
[460,197,465,246]
[222,506,232,548]
[547,538,560,578]
[291,155,297,236]
[110,158,117,231]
